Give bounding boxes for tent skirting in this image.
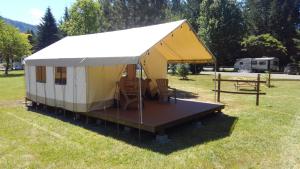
[26,93,114,112]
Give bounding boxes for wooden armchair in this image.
[156,79,177,103]
[117,78,139,110]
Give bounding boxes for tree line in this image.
[1,0,299,75]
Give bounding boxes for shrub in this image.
[177,64,189,80]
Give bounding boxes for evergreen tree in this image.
[244,0,300,65]
[269,0,300,63]
[165,0,184,21]
[244,0,273,35]
[58,7,70,37]
[101,0,168,31]
[182,0,202,32]
[198,0,245,66]
[63,6,70,22]
[36,7,60,51]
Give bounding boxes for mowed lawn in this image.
[0,71,300,169]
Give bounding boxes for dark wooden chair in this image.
[141,79,151,98]
[156,79,177,103]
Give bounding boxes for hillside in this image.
[0,16,37,33]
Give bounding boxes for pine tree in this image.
[244,0,300,65]
[269,0,300,64]
[58,7,70,37]
[182,0,202,32]
[101,0,168,30]
[36,7,60,51]
[63,7,70,22]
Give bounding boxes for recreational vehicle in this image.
[234,57,279,72]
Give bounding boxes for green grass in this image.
[0,71,300,169]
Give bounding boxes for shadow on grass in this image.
[176,89,199,99]
[179,78,195,81]
[0,73,24,78]
[28,106,237,155]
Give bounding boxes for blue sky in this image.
[0,0,75,25]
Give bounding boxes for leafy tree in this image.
[241,34,287,66]
[244,0,300,65]
[198,0,245,66]
[26,29,37,53]
[168,64,177,75]
[177,64,189,79]
[36,7,60,51]
[60,0,108,35]
[0,20,31,75]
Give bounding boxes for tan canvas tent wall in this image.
[25,20,215,112]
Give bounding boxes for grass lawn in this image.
[0,70,300,169]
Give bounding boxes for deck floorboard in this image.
[87,99,224,133]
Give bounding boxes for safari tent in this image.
[24,20,223,133]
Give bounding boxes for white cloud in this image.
[29,8,44,25]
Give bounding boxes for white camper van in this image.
[234,57,279,72]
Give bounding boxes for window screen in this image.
[36,66,46,83]
[55,67,67,85]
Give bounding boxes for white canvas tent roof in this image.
[25,20,215,66]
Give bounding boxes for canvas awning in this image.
[25,20,215,66]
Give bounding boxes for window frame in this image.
[36,66,46,83]
[55,67,67,85]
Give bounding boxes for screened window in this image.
[36,66,46,83]
[55,67,67,85]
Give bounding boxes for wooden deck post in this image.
[256,74,260,106]
[217,74,221,102]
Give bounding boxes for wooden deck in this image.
[85,99,224,133]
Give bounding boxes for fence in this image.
[213,74,266,106]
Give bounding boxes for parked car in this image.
[234,57,279,72]
[12,62,24,70]
[284,63,300,75]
